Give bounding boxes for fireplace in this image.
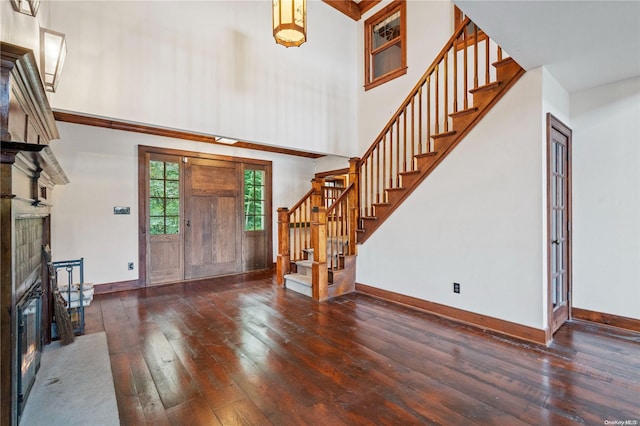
[16,283,43,419]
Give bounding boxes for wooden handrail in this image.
[326,182,355,212]
[278,15,515,296]
[288,187,314,215]
[358,17,472,165]
[357,16,510,220]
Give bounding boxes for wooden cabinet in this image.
[1,42,68,426]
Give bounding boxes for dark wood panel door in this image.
[184,158,242,279]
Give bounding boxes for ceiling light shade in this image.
[272,0,306,47]
[10,0,40,16]
[40,28,67,93]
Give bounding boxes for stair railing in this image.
[326,182,355,270]
[277,177,355,285]
[358,17,508,219]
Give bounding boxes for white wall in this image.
[46,0,358,157]
[541,67,570,326]
[571,76,640,320]
[1,1,41,54]
[357,1,453,154]
[357,69,547,329]
[50,122,316,286]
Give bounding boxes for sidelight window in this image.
[149,160,180,235]
[244,169,265,231]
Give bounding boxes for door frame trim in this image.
[138,145,272,287]
[546,113,573,338]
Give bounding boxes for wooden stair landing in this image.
[357,58,525,243]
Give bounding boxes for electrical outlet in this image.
[128,262,134,270]
[453,282,460,293]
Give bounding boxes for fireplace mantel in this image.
[1,42,67,426]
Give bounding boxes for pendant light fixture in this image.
[272,0,306,47]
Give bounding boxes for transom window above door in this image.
[364,0,407,91]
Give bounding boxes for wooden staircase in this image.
[358,56,524,241]
[277,18,525,301]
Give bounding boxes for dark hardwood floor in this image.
[85,272,640,425]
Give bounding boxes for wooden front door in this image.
[184,158,242,279]
[548,114,572,334]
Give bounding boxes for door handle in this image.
[186,220,191,227]
[552,240,559,245]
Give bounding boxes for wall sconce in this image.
[40,28,67,93]
[10,0,40,16]
[272,0,306,47]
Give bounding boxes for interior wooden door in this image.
[548,114,572,334]
[184,158,242,279]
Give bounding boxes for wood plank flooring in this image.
[85,272,640,425]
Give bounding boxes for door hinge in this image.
[182,157,188,163]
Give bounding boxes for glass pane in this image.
[557,210,563,239]
[552,244,557,274]
[166,199,179,216]
[166,181,179,198]
[244,170,254,184]
[254,185,264,201]
[557,241,563,270]
[150,179,165,198]
[245,184,254,200]
[255,200,263,216]
[373,43,402,79]
[552,276,559,305]
[255,215,265,231]
[245,215,255,231]
[255,170,264,186]
[558,177,564,207]
[150,217,165,235]
[150,161,164,179]
[150,198,165,216]
[165,217,179,234]
[165,162,179,180]
[372,10,400,49]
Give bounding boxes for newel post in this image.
[276,207,290,286]
[348,157,360,255]
[311,206,328,302]
[311,177,324,208]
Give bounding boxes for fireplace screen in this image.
[17,287,42,416]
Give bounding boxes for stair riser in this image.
[434,135,458,152]
[385,189,406,205]
[495,61,521,83]
[450,113,478,132]
[400,172,421,188]
[285,279,312,297]
[415,155,438,171]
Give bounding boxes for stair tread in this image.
[386,187,406,192]
[492,57,516,68]
[400,170,420,176]
[361,216,377,221]
[284,273,312,285]
[372,202,390,207]
[296,260,312,268]
[415,151,438,158]
[469,81,501,94]
[449,107,478,118]
[431,130,456,139]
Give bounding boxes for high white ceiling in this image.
[455,0,640,93]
